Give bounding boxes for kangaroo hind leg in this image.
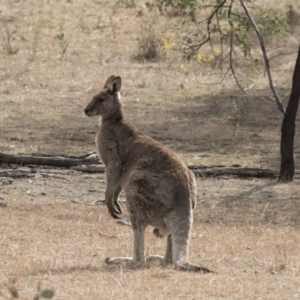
[106,220,147,268]
[146,227,172,265]
[168,215,214,273]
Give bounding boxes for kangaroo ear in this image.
[108,76,122,93]
[103,75,116,88]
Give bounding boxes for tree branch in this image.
[228,1,246,93]
[240,0,286,116]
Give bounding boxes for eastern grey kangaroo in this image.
[84,75,212,272]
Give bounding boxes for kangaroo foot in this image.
[105,257,146,269]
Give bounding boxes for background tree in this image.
[179,0,288,94]
[123,0,299,180]
[173,0,297,180]
[240,0,300,181]
[279,44,300,181]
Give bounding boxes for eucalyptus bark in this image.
[279,44,300,181]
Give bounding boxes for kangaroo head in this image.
[84,75,122,120]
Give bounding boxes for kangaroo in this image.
[84,75,212,273]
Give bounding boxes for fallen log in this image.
[71,165,106,173]
[0,169,36,178]
[192,166,275,178]
[0,151,99,167]
[71,164,275,178]
[0,152,276,178]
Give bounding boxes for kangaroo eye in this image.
[93,95,105,102]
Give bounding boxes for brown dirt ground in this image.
[1,1,300,299]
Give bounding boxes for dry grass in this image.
[1,0,300,299]
[1,175,300,299]
[134,24,163,61]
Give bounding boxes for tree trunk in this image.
[279,44,300,181]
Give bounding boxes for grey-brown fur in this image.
[84,75,212,272]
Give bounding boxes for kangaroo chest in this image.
[96,127,121,167]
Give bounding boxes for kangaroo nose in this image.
[84,107,90,115]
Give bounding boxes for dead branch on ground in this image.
[0,151,99,167]
[0,152,275,179]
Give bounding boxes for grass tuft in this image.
[134,25,163,61]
